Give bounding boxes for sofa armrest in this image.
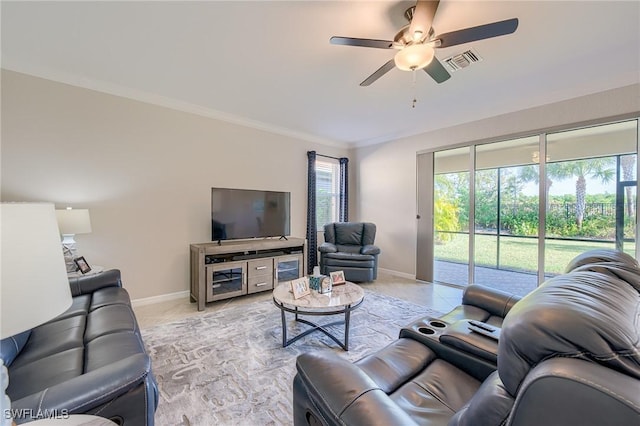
[462,284,521,318]
[68,269,122,296]
[439,320,499,364]
[294,352,418,426]
[11,353,153,424]
[361,244,381,255]
[318,242,337,254]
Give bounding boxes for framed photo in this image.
[291,277,311,299]
[319,276,333,294]
[330,270,346,286]
[74,256,92,274]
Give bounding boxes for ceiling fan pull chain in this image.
[412,69,417,108]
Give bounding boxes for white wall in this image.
[354,84,640,277]
[1,70,350,299]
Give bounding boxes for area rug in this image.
[141,290,443,426]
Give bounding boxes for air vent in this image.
[443,49,483,72]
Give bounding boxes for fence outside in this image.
[500,202,616,218]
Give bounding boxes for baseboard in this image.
[131,290,190,307]
[378,267,416,281]
[131,270,417,306]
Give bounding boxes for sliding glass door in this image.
[433,147,470,285]
[617,154,637,253]
[474,137,540,295]
[418,118,639,295]
[544,121,638,277]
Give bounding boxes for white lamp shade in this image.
[394,44,435,71]
[56,208,92,235]
[1,203,72,337]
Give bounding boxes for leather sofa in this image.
[0,269,158,425]
[400,283,522,376]
[319,222,381,282]
[293,249,640,425]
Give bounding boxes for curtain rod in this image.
[317,153,341,160]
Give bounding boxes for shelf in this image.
[211,283,243,294]
[211,274,243,285]
[211,278,242,285]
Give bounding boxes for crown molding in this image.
[2,63,348,149]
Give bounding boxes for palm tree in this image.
[548,158,616,229]
[620,154,636,217]
[517,164,553,210]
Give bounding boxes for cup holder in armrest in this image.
[399,317,498,370]
[408,317,450,340]
[418,321,446,335]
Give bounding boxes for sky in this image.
[521,177,616,197]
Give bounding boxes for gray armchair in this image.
[318,222,381,282]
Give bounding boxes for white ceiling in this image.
[2,1,639,148]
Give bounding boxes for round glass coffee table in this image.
[272,281,365,351]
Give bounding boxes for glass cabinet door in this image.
[275,254,303,283]
[206,261,247,301]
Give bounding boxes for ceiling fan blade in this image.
[409,1,440,40]
[360,59,396,86]
[330,36,394,49]
[423,57,451,84]
[435,18,519,48]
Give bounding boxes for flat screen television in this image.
[211,188,291,241]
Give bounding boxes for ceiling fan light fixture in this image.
[394,43,434,71]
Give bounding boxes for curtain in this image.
[307,153,349,273]
[339,157,349,222]
[306,151,317,273]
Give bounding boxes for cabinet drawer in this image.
[247,258,273,277]
[247,275,273,294]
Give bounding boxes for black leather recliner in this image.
[400,283,522,373]
[293,250,640,425]
[438,283,521,326]
[318,222,381,282]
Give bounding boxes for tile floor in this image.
[133,271,464,329]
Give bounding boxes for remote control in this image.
[468,321,500,341]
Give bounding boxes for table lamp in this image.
[1,203,73,425]
[55,208,92,273]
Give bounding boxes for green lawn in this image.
[434,233,635,275]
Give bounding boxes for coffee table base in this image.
[274,299,364,351]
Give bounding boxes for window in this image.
[420,118,639,297]
[315,159,340,229]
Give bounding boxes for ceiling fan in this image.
[330,0,518,86]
